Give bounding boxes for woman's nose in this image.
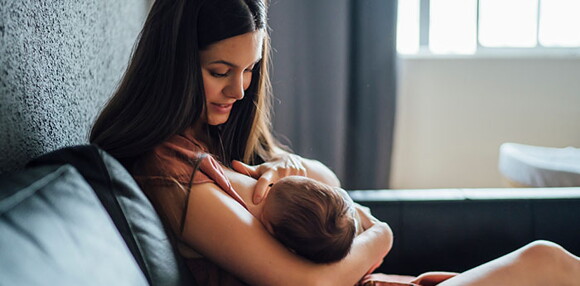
[225,75,245,100]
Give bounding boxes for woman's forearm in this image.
[313,222,394,286]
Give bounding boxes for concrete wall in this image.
[391,56,580,189]
[0,0,148,173]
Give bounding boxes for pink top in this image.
[134,127,248,286]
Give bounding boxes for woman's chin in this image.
[207,117,229,126]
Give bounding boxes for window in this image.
[397,0,580,55]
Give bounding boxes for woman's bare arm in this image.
[300,156,341,187]
[182,182,392,286]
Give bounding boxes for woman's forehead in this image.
[200,31,264,66]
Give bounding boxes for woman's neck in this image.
[189,121,210,148]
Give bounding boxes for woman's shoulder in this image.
[134,130,248,209]
[135,130,238,190]
[155,133,207,163]
[134,131,209,182]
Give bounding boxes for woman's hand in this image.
[354,202,381,231]
[353,202,390,277]
[232,153,307,204]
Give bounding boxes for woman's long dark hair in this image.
[90,0,280,169]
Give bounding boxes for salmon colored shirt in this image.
[133,127,249,286]
[133,127,455,286]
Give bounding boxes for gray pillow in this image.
[28,145,194,286]
[0,164,148,286]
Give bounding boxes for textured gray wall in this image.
[0,0,148,173]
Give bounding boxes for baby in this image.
[259,176,363,263]
[223,166,363,264]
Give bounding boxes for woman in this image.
[91,0,389,285]
[90,0,580,285]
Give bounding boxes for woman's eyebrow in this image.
[208,59,262,68]
[208,60,237,67]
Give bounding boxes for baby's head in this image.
[260,176,357,263]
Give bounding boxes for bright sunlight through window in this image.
[479,0,538,48]
[397,0,580,55]
[539,0,580,47]
[397,0,420,54]
[430,0,477,54]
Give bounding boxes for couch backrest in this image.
[28,145,195,286]
[0,164,148,285]
[350,189,580,275]
[0,0,147,173]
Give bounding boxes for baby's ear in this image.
[259,211,275,235]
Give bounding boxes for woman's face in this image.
[199,31,264,126]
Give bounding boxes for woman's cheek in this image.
[203,78,220,101]
[243,73,252,90]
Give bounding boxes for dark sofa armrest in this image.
[349,188,580,276]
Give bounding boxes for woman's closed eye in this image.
[210,68,253,78]
[210,71,229,78]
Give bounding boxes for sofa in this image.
[1,145,579,285]
[0,145,195,286]
[351,188,580,275]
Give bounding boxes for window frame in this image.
[403,0,580,58]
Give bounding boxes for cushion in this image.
[0,164,148,285]
[28,145,194,286]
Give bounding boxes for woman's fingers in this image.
[286,154,307,176]
[355,204,377,230]
[253,171,275,204]
[234,154,307,204]
[232,160,260,178]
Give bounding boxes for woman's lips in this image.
[210,103,233,114]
